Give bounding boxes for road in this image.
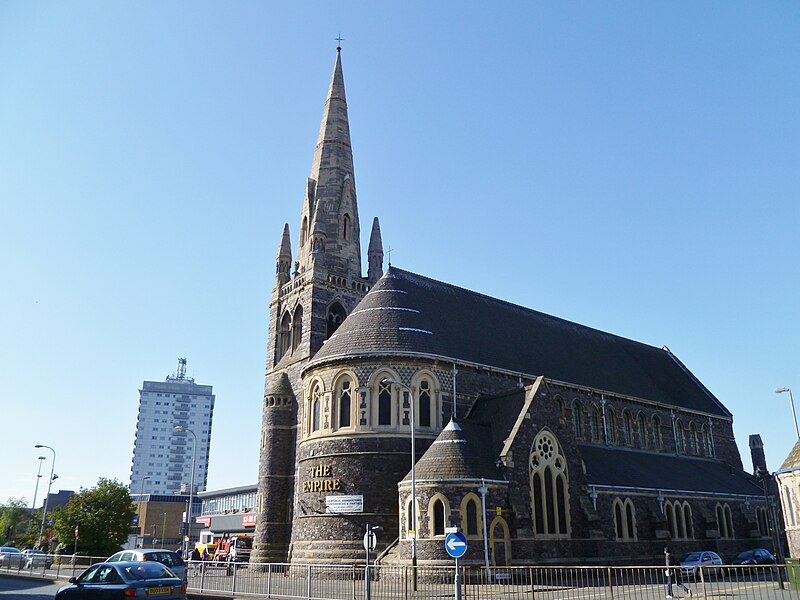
[0,576,63,598]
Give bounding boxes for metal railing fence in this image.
[186,561,800,599]
[0,553,107,579]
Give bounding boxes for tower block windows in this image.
[327,302,346,339]
[529,430,570,538]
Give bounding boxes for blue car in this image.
[55,561,186,599]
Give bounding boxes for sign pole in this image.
[365,523,371,600]
[454,556,462,600]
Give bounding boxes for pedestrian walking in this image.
[664,546,692,598]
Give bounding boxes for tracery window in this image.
[418,379,432,428]
[378,379,393,426]
[573,401,583,439]
[337,376,352,429]
[311,384,321,433]
[529,430,570,537]
[326,302,346,339]
[613,497,637,540]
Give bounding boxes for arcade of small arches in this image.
[565,396,716,457]
[302,369,442,438]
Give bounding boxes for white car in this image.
[0,547,25,569]
[679,550,724,579]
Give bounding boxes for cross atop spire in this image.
[335,33,344,52]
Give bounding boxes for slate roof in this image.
[579,444,763,496]
[311,267,728,416]
[779,438,800,471]
[401,420,504,482]
[465,388,528,457]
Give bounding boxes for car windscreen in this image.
[682,553,702,562]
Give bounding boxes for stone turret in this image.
[749,433,768,475]
[276,223,292,285]
[367,217,384,283]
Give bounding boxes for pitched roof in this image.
[780,438,800,471]
[579,444,762,496]
[401,420,504,482]
[310,267,728,416]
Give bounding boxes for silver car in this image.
[679,550,724,579]
[106,549,187,583]
[0,547,25,569]
[22,549,52,569]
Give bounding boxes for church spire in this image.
[297,49,361,279]
[367,217,384,283]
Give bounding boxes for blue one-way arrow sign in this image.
[445,531,467,558]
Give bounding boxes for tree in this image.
[0,498,33,546]
[52,478,135,557]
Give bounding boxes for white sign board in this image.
[325,495,364,514]
[363,530,377,552]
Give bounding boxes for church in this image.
[251,48,776,566]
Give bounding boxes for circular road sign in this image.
[444,531,467,558]
[363,530,377,552]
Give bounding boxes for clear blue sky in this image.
[2,2,798,506]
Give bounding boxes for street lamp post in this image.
[34,445,56,550]
[31,456,46,512]
[138,476,151,547]
[383,378,417,589]
[775,387,799,440]
[174,426,197,557]
[162,512,167,547]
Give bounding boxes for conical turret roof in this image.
[277,223,292,261]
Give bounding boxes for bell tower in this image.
[252,48,383,564]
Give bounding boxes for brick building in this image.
[251,48,776,566]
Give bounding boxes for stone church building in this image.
[251,49,776,566]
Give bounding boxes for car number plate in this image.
[146,586,172,595]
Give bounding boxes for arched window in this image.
[665,500,693,540]
[418,379,432,428]
[690,423,700,455]
[613,498,637,540]
[278,311,291,359]
[756,506,769,536]
[683,502,694,538]
[529,430,570,537]
[573,401,583,439]
[623,411,634,447]
[653,416,664,450]
[703,424,713,457]
[591,405,602,442]
[724,504,734,538]
[336,376,352,429]
[311,384,321,433]
[461,493,481,538]
[378,379,393,426]
[326,302,346,339]
[429,496,449,537]
[786,487,797,527]
[342,213,350,240]
[638,413,649,449]
[606,408,617,445]
[292,305,303,351]
[300,216,308,246]
[676,420,686,454]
